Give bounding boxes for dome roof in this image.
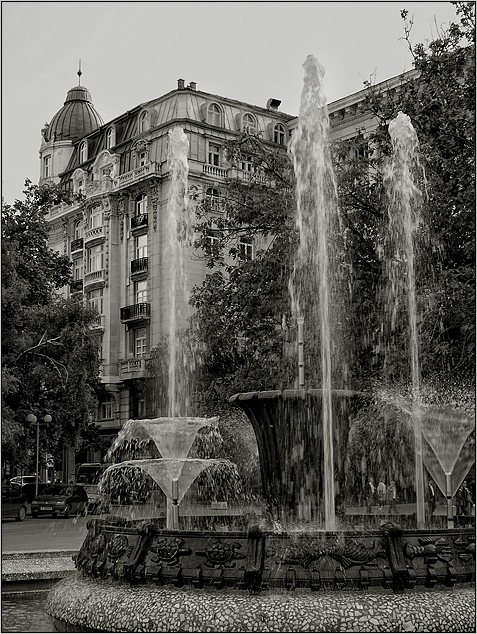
[47,85,104,142]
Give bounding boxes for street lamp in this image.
[26,413,52,497]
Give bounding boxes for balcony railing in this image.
[113,162,161,189]
[118,357,150,379]
[131,214,148,230]
[131,257,149,275]
[84,270,105,286]
[71,238,83,253]
[70,279,83,292]
[120,303,150,323]
[203,164,228,179]
[84,226,105,244]
[227,167,269,185]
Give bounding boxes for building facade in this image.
[42,72,412,465]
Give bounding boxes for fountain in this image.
[46,59,474,632]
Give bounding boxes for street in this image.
[1,513,90,553]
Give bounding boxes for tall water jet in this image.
[383,112,425,527]
[165,127,193,416]
[288,55,340,531]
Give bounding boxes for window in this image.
[240,156,254,172]
[273,123,286,145]
[239,237,253,261]
[207,103,222,127]
[88,245,103,272]
[137,396,147,418]
[139,111,148,133]
[135,280,147,304]
[135,327,147,358]
[138,151,147,167]
[208,144,221,166]
[206,230,220,252]
[87,288,103,314]
[74,220,83,240]
[136,234,147,259]
[89,207,103,229]
[44,156,51,178]
[73,258,83,281]
[242,113,257,133]
[136,194,147,216]
[100,396,114,420]
[205,188,221,211]
[79,141,87,163]
[106,127,115,149]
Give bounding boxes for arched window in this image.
[139,111,148,133]
[242,113,257,133]
[207,103,222,127]
[79,141,88,163]
[273,123,286,145]
[136,194,147,216]
[106,127,115,149]
[74,220,83,240]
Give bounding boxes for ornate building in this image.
[43,71,412,466]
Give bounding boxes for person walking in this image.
[377,478,386,510]
[366,477,375,513]
[428,479,436,517]
[387,480,398,514]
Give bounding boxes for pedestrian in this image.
[428,479,436,517]
[366,477,375,513]
[387,480,398,514]
[377,478,386,510]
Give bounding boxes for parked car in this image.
[10,475,40,487]
[2,484,27,521]
[31,484,88,518]
[20,481,48,503]
[82,484,111,515]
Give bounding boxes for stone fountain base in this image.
[48,575,475,633]
[46,517,475,632]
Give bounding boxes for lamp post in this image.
[26,413,52,497]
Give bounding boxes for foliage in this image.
[2,181,103,470]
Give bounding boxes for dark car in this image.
[31,484,88,518]
[2,484,27,521]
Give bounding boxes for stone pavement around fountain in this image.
[47,575,476,633]
[2,550,77,593]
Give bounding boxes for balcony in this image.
[203,164,228,179]
[120,303,150,323]
[113,162,161,189]
[70,279,83,293]
[227,167,270,186]
[84,270,105,286]
[71,237,83,253]
[131,257,149,275]
[90,314,105,330]
[84,225,105,245]
[118,357,150,380]
[131,214,148,230]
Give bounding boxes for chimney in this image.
[188,82,197,91]
[266,98,281,111]
[177,78,185,90]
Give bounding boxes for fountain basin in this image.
[46,517,475,632]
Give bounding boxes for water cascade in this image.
[383,112,425,527]
[288,55,340,531]
[165,127,194,416]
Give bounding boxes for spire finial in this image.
[77,60,82,85]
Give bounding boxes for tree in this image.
[2,181,103,471]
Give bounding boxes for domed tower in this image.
[39,67,103,186]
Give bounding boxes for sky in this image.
[2,1,460,204]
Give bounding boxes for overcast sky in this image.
[2,1,460,204]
